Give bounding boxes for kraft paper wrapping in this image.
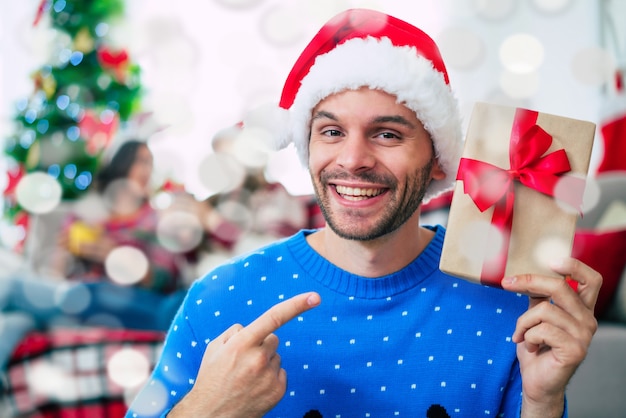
[439,102,596,287]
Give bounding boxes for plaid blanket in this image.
[1,327,164,418]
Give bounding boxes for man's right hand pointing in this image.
[168,292,322,418]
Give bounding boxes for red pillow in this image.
[572,228,626,318]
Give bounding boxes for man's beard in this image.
[312,159,434,241]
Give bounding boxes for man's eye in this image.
[378,132,400,140]
[323,129,342,137]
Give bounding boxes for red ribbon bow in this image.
[456,108,585,285]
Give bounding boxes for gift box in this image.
[440,102,596,288]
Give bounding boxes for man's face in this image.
[308,87,445,241]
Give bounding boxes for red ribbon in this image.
[457,108,585,286]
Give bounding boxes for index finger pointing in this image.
[242,292,321,345]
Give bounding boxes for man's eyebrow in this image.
[372,115,416,129]
[311,112,416,129]
[311,110,337,122]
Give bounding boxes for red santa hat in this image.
[245,8,464,203]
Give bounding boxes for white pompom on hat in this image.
[246,8,464,203]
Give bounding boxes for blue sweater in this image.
[127,226,531,418]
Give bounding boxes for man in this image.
[126,9,600,418]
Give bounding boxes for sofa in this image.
[0,204,167,418]
[0,327,163,418]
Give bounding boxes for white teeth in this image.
[335,185,383,198]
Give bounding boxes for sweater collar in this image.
[286,226,445,299]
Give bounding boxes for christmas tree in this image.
[2,0,142,249]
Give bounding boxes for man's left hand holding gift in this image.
[501,257,602,418]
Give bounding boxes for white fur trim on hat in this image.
[284,36,463,203]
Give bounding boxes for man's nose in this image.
[335,134,375,172]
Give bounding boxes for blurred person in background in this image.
[0,140,190,373]
[201,124,315,255]
[55,139,183,292]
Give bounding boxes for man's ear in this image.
[430,158,446,181]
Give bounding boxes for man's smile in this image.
[334,185,386,201]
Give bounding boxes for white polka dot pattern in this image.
[126,227,528,418]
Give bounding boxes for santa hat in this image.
[245,8,464,203]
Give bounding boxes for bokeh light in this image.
[124,379,169,416]
[260,4,307,46]
[148,93,195,135]
[217,31,264,68]
[499,70,540,99]
[157,210,204,253]
[71,192,110,223]
[28,361,77,400]
[234,232,277,255]
[531,0,572,15]
[580,176,601,216]
[102,179,144,216]
[152,190,173,210]
[0,221,27,249]
[305,0,352,23]
[150,147,187,191]
[256,188,307,231]
[471,0,517,21]
[265,145,313,197]
[104,246,149,285]
[141,16,184,46]
[346,7,388,33]
[234,65,281,107]
[499,33,544,74]
[458,220,505,268]
[231,127,272,169]
[438,26,486,71]
[197,153,246,195]
[135,17,198,94]
[214,200,253,236]
[533,235,570,271]
[20,277,59,310]
[194,251,232,276]
[571,47,616,86]
[107,348,151,389]
[554,174,588,214]
[15,172,62,214]
[55,282,91,315]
